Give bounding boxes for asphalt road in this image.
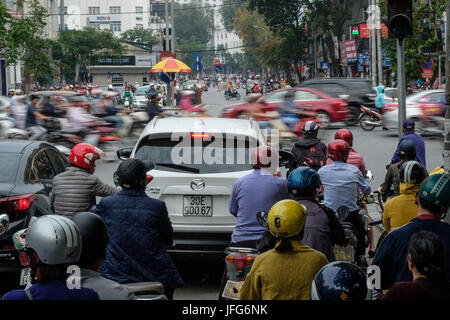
[94,86,445,300]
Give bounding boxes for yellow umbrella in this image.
[150,58,191,73]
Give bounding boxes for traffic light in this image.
[387,0,413,39]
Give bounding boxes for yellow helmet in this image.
[267,200,307,238]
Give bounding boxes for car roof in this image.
[407,89,444,102]
[141,117,263,138]
[0,140,37,153]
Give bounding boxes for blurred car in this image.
[183,80,200,91]
[382,89,445,130]
[221,87,348,127]
[0,141,69,275]
[298,78,376,125]
[133,85,150,111]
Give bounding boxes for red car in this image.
[221,88,348,127]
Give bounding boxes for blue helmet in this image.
[311,261,369,300]
[287,167,321,191]
[302,121,319,134]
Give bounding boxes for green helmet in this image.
[418,174,450,214]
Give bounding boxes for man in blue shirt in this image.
[391,119,426,168]
[318,140,371,265]
[229,146,291,247]
[372,173,450,292]
[25,95,50,140]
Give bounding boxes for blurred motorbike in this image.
[359,105,383,131]
[225,89,241,101]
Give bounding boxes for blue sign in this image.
[107,72,111,78]
[215,66,221,73]
[320,62,329,71]
[384,57,391,67]
[160,72,175,83]
[357,63,364,73]
[193,62,203,72]
[192,52,203,62]
[358,53,365,65]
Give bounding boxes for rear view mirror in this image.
[256,211,268,228]
[278,150,293,167]
[366,170,374,182]
[117,147,133,161]
[0,214,9,235]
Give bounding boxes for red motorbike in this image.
[359,105,382,131]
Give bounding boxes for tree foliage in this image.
[54,28,124,83]
[219,0,247,32]
[174,0,214,45]
[121,27,158,51]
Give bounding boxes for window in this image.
[88,7,100,15]
[136,6,143,14]
[305,83,345,98]
[45,150,68,176]
[136,17,143,21]
[295,90,321,101]
[28,151,54,182]
[265,91,289,103]
[110,6,121,14]
[136,24,144,30]
[58,6,67,14]
[110,23,121,32]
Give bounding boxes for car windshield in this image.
[0,153,20,183]
[135,86,150,96]
[134,134,257,174]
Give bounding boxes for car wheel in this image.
[345,106,361,126]
[316,111,330,128]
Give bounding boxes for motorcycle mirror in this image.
[0,214,9,236]
[256,211,268,227]
[366,170,374,182]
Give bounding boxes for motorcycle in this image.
[225,88,241,101]
[0,114,29,139]
[221,211,267,300]
[12,227,167,300]
[359,105,383,131]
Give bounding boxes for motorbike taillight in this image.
[19,251,30,267]
[226,253,256,271]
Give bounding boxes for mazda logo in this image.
[190,179,205,191]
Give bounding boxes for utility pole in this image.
[60,0,64,31]
[370,0,377,86]
[164,0,173,107]
[171,0,175,56]
[376,0,383,86]
[445,3,450,176]
[397,38,406,139]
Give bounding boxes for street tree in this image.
[174,0,214,46]
[219,0,248,32]
[54,28,124,83]
[121,27,158,52]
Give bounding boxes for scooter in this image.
[359,105,383,131]
[221,211,266,300]
[0,114,29,139]
[225,88,241,101]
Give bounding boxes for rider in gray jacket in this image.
[51,143,117,217]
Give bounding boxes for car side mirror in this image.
[117,147,133,161]
[279,150,293,167]
[256,211,268,228]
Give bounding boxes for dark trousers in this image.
[345,210,367,257]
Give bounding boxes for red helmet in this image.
[327,140,351,162]
[69,143,101,170]
[334,129,353,146]
[251,146,278,169]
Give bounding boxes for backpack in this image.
[299,144,325,170]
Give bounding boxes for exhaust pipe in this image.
[363,120,382,126]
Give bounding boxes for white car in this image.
[117,117,289,255]
[382,89,444,130]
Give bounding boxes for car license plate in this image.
[19,268,32,286]
[183,196,212,217]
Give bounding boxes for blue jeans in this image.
[281,116,299,129]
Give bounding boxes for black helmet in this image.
[311,261,369,300]
[398,139,416,160]
[72,212,109,266]
[399,161,428,185]
[114,158,154,190]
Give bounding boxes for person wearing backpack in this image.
[289,121,327,172]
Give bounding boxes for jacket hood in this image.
[377,85,384,94]
[294,136,321,148]
[400,182,420,195]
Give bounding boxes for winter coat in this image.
[51,166,118,217]
[382,183,420,233]
[93,189,184,289]
[289,136,327,171]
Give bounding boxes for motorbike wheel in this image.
[360,114,377,131]
[345,106,361,126]
[225,94,231,101]
[235,93,241,100]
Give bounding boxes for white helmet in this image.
[26,215,82,265]
[14,89,23,95]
